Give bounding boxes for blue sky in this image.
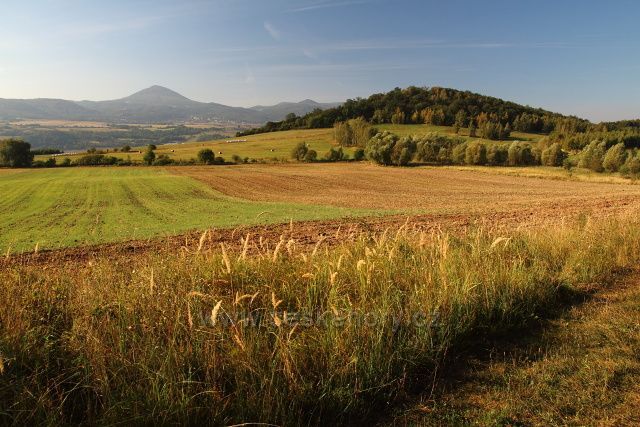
[1,0,639,121]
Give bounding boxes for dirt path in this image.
[385,271,640,426]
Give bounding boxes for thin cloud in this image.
[62,16,164,37]
[288,0,372,13]
[302,48,320,60]
[263,21,282,41]
[244,64,256,84]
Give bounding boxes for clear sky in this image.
[1,0,639,121]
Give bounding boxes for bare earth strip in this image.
[5,164,640,266]
[172,163,640,213]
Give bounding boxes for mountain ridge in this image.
[0,86,341,124]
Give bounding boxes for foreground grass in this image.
[1,215,640,425]
[397,271,640,426]
[0,168,374,252]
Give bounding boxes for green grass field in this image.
[36,124,544,163]
[0,168,375,252]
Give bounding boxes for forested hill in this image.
[239,86,591,136]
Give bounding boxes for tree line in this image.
[363,131,640,177]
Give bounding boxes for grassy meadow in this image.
[36,124,544,164]
[1,214,640,425]
[0,168,375,252]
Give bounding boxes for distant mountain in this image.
[250,99,341,120]
[0,98,98,121]
[0,86,340,124]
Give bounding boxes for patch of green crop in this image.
[0,167,379,252]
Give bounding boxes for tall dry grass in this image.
[1,215,639,425]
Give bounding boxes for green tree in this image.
[469,120,477,137]
[291,142,309,161]
[391,108,406,125]
[454,110,467,134]
[578,141,606,172]
[540,143,567,167]
[487,144,508,166]
[365,131,398,166]
[0,139,34,168]
[620,151,640,176]
[197,149,215,165]
[324,147,345,162]
[390,137,416,166]
[143,148,156,165]
[602,143,627,173]
[464,141,487,165]
[303,149,318,162]
[452,142,468,164]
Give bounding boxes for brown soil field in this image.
[6,164,640,267]
[173,163,640,213]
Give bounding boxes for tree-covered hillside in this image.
[242,86,589,135]
[239,86,591,137]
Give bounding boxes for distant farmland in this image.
[0,168,374,252]
[3,163,640,253]
[35,124,545,163]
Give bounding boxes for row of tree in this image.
[363,130,640,177]
[364,132,554,167]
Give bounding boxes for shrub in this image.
[291,142,308,161]
[390,137,416,166]
[231,154,242,164]
[391,108,406,124]
[508,142,537,166]
[353,148,365,161]
[578,141,607,172]
[451,142,468,164]
[487,144,509,165]
[620,151,640,176]
[143,148,156,166]
[60,158,72,167]
[540,143,567,167]
[303,149,318,162]
[464,141,487,165]
[480,122,510,140]
[324,147,344,162]
[413,134,463,164]
[197,149,215,165]
[74,154,119,166]
[602,143,627,173]
[0,139,33,168]
[365,131,398,166]
[333,118,375,147]
[153,154,174,166]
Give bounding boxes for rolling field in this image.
[175,162,640,213]
[4,163,640,426]
[36,124,544,163]
[0,168,374,252]
[42,128,345,163]
[4,163,640,256]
